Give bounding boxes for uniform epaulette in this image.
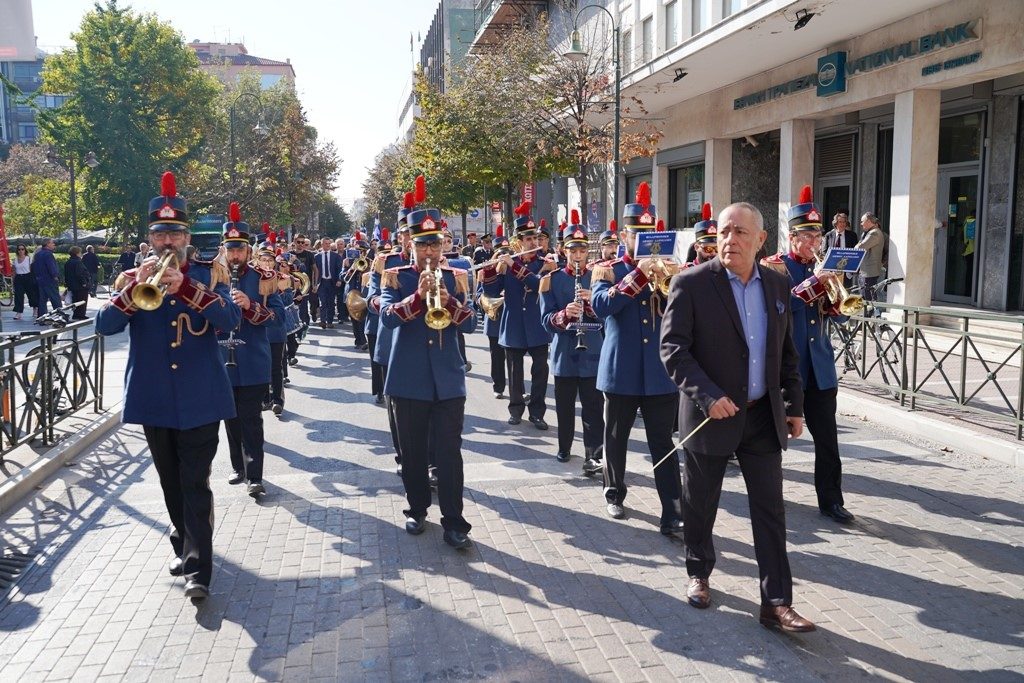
[113,269,137,291]
[205,260,229,288]
[361,271,372,289]
[592,264,615,283]
[373,256,386,275]
[760,253,788,276]
[382,267,403,290]
[538,272,552,293]
[253,264,278,296]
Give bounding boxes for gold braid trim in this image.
[373,256,386,275]
[382,270,399,290]
[175,313,210,347]
[258,275,277,297]
[361,271,372,289]
[592,265,615,284]
[538,273,552,294]
[453,270,468,296]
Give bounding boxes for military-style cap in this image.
[148,172,189,232]
[513,201,537,235]
[623,182,656,231]
[222,202,251,245]
[562,210,589,248]
[787,185,823,233]
[599,219,618,246]
[694,203,718,243]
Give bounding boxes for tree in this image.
[360,143,409,231]
[0,143,69,204]
[3,174,105,237]
[39,0,221,240]
[316,195,351,237]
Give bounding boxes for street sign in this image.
[469,209,480,219]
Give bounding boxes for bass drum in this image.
[284,304,303,335]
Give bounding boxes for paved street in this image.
[0,323,1022,682]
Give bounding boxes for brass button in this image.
[810,320,816,325]
[643,338,649,343]
[171,342,178,348]
[169,300,176,306]
[428,340,434,345]
[171,363,178,370]
[642,319,649,324]
[809,337,815,342]
[171,321,177,327]
[522,307,527,311]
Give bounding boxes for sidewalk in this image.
[0,326,1022,681]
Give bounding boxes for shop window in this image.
[627,174,653,207]
[938,112,983,165]
[665,1,679,48]
[668,164,705,232]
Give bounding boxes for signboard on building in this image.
[0,0,34,60]
[816,51,847,97]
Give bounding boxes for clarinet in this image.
[221,264,245,368]
[573,261,587,352]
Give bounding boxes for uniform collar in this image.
[789,250,815,266]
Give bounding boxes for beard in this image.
[153,244,188,265]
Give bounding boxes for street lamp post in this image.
[228,90,267,189]
[46,148,99,246]
[563,5,621,226]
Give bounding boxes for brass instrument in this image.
[130,251,179,311]
[423,259,452,330]
[646,257,677,297]
[219,264,246,367]
[479,294,504,321]
[294,271,311,296]
[816,254,864,315]
[346,289,368,321]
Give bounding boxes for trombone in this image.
[423,259,452,330]
[131,251,179,311]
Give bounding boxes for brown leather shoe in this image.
[686,578,710,609]
[759,605,816,632]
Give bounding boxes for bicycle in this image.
[828,277,904,398]
[16,302,91,416]
[0,274,12,308]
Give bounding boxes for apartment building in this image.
[188,41,296,89]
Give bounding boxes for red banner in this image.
[0,206,10,277]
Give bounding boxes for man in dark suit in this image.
[823,212,858,288]
[660,201,815,633]
[315,237,343,328]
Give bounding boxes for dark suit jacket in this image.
[660,257,804,456]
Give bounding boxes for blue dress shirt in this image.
[726,267,768,401]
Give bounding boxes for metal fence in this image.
[0,321,104,462]
[828,302,1024,439]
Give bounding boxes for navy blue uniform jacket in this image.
[217,264,284,387]
[480,256,552,349]
[540,267,602,378]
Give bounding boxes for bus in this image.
[191,214,224,261]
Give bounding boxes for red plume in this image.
[496,224,504,238]
[414,175,426,204]
[798,184,813,204]
[656,219,665,232]
[702,202,712,221]
[268,232,277,245]
[262,222,270,235]
[570,209,580,225]
[277,229,285,240]
[609,219,617,233]
[276,247,283,256]
[403,192,415,210]
[228,202,241,223]
[513,201,532,217]
[539,219,546,229]
[161,171,176,198]
[635,181,651,207]
[356,230,363,241]
[381,228,390,242]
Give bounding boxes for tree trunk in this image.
[460,202,468,244]
[505,180,514,233]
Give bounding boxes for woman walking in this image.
[12,245,38,320]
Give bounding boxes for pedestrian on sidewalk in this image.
[11,245,38,320]
[32,238,62,317]
[856,212,887,312]
[82,245,101,297]
[63,246,90,320]
[379,185,477,550]
[660,201,816,633]
[95,172,240,601]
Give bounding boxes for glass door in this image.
[933,170,980,303]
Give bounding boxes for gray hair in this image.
[860,212,880,227]
[722,202,765,231]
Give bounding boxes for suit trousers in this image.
[144,421,219,586]
[682,398,793,606]
[298,295,312,324]
[368,334,385,397]
[334,285,350,323]
[226,384,267,483]
[71,288,89,319]
[603,392,682,525]
[383,371,402,466]
[488,335,506,393]
[803,372,844,510]
[267,342,285,406]
[505,345,549,420]
[351,314,367,346]
[392,396,471,533]
[554,375,604,455]
[317,281,337,324]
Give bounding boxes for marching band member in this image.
[591,182,684,535]
[95,172,240,601]
[598,220,619,262]
[379,198,477,549]
[343,234,370,349]
[474,231,495,266]
[219,204,285,497]
[479,229,509,398]
[686,203,718,268]
[479,201,556,429]
[762,185,854,524]
[257,233,288,416]
[443,227,474,372]
[366,232,391,404]
[275,256,302,380]
[540,211,604,474]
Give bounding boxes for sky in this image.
[32,0,440,211]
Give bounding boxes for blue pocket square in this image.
[776,299,786,314]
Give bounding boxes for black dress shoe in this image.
[247,481,266,497]
[556,451,571,463]
[443,530,472,550]
[228,471,244,485]
[359,343,369,351]
[507,415,522,425]
[428,468,438,488]
[494,391,504,399]
[288,357,298,366]
[272,403,283,416]
[821,504,855,523]
[374,394,385,405]
[283,377,291,385]
[660,519,685,536]
[405,516,426,535]
[582,458,602,476]
[168,557,184,577]
[184,580,209,600]
[606,503,626,519]
[261,401,272,412]
[528,416,549,430]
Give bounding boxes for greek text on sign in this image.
[821,248,866,274]
[634,232,678,260]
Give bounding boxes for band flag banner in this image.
[821,247,866,273]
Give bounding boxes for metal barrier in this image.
[0,320,104,462]
[828,303,1024,439]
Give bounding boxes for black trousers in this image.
[603,392,682,525]
[554,375,604,455]
[335,286,350,323]
[286,334,299,361]
[458,331,467,363]
[368,334,385,397]
[804,372,844,510]
[682,398,793,606]
[267,342,285,406]
[144,421,219,586]
[317,281,337,324]
[352,314,367,346]
[505,345,549,420]
[392,396,471,533]
[13,273,38,313]
[71,288,89,319]
[383,365,402,466]
[304,291,317,323]
[488,335,506,394]
[226,384,267,483]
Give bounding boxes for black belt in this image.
[747,397,764,408]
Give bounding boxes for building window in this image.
[668,164,705,232]
[641,17,653,62]
[621,29,632,71]
[691,0,705,34]
[938,112,983,165]
[17,123,38,141]
[722,0,743,18]
[12,62,40,80]
[665,1,679,48]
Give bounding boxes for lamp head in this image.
[563,29,588,62]
[794,9,815,30]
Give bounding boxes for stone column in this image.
[778,119,815,253]
[889,89,940,308]
[979,94,1018,311]
[857,122,878,219]
[705,138,732,216]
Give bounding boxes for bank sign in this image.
[734,20,980,109]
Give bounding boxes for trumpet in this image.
[816,255,864,315]
[423,259,452,330]
[645,257,677,297]
[131,251,179,311]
